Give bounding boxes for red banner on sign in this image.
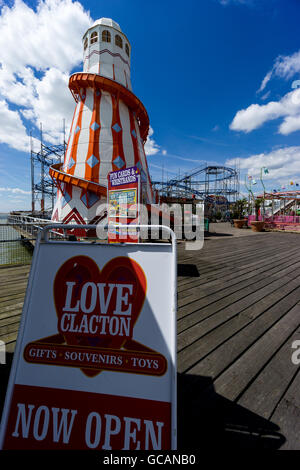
[23,342,167,376]
[3,384,171,450]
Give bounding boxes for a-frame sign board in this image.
[0,225,177,450]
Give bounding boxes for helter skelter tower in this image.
[50,18,153,225]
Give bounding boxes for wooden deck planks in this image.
[186,283,300,380]
[177,231,300,449]
[270,366,300,449]
[178,242,300,292]
[0,264,30,352]
[177,240,296,292]
[177,262,300,339]
[178,253,300,318]
[212,304,300,402]
[237,318,300,420]
[1,231,300,448]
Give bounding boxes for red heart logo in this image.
[53,255,147,377]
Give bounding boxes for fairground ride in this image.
[152,164,239,217]
[259,190,300,216]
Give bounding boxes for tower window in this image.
[125,43,130,57]
[115,34,123,48]
[84,37,88,50]
[102,30,111,43]
[91,31,98,45]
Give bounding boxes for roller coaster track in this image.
[152,165,239,198]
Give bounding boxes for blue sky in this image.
[1,0,300,211]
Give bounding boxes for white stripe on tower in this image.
[98,91,113,185]
[127,70,132,91]
[64,102,80,172]
[133,117,153,202]
[114,57,125,87]
[119,100,135,169]
[101,60,114,82]
[74,88,94,179]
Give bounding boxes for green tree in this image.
[233,198,248,219]
[254,197,264,221]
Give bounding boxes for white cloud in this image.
[30,67,75,143]
[0,0,90,73]
[0,65,36,107]
[230,88,300,134]
[0,0,92,152]
[0,1,165,162]
[257,70,272,93]
[219,0,254,5]
[144,126,160,156]
[278,115,300,135]
[0,0,164,165]
[273,50,300,80]
[0,100,30,151]
[227,146,300,181]
[0,186,31,194]
[165,152,209,164]
[149,163,178,175]
[258,49,300,96]
[232,46,300,135]
[260,90,271,101]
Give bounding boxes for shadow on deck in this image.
[178,373,285,450]
[0,357,285,450]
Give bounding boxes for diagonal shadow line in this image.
[177,373,285,450]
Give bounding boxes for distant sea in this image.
[0,214,32,265]
[0,214,8,222]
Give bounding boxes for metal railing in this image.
[1,212,185,266]
[248,215,300,224]
[0,214,64,266]
[0,223,34,266]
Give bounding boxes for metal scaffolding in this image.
[30,127,66,216]
[152,164,240,215]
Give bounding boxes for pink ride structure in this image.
[249,190,300,231]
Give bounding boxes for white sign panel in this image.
[0,235,176,450]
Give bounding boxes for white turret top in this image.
[82,17,132,90]
[92,18,121,31]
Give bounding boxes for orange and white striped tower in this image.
[50,18,153,224]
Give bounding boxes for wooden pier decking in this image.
[1,231,300,449]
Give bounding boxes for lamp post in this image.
[245,175,254,216]
[260,167,269,221]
